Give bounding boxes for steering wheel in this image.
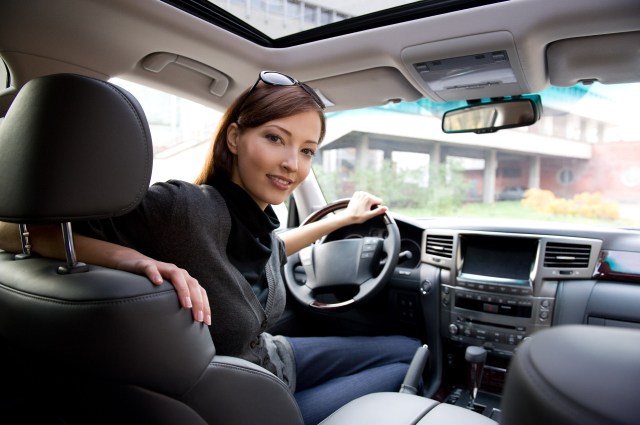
[283,199,400,310]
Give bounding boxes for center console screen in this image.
[460,235,538,284]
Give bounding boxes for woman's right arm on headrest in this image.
[0,221,210,325]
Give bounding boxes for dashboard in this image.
[297,214,640,405]
[327,215,640,355]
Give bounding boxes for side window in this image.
[109,78,290,226]
[0,58,8,90]
[110,78,221,184]
[0,57,9,124]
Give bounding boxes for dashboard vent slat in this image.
[544,242,591,268]
[426,235,454,259]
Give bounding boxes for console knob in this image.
[449,323,459,335]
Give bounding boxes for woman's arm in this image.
[279,191,388,256]
[0,222,210,325]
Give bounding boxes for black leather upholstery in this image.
[0,74,304,425]
[0,73,152,222]
[500,325,640,425]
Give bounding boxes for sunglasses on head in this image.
[247,70,326,110]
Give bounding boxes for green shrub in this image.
[314,159,467,215]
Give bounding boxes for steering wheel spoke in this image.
[283,199,400,310]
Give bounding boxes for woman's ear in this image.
[227,123,239,154]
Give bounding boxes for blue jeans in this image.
[287,335,421,425]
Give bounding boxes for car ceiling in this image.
[0,0,639,116]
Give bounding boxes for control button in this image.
[539,311,549,320]
[442,286,450,294]
[420,280,432,295]
[541,299,551,308]
[457,281,466,288]
[448,323,459,335]
[483,303,499,313]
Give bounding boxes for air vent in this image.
[425,234,454,258]
[544,242,591,268]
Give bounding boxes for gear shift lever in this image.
[465,345,487,410]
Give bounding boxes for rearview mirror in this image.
[442,95,542,134]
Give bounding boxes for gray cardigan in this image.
[76,180,296,390]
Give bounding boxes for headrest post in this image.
[57,222,88,274]
[14,223,33,260]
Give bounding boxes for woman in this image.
[0,71,420,424]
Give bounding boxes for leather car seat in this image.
[0,73,303,425]
[500,325,640,425]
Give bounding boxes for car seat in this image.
[500,324,640,425]
[0,73,303,425]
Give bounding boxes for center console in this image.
[418,229,602,418]
[441,234,554,355]
[421,228,602,421]
[422,231,601,356]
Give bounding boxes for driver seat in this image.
[0,73,303,424]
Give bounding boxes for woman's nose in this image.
[281,148,298,172]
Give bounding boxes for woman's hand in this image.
[341,191,388,224]
[280,191,389,256]
[0,223,211,325]
[115,257,211,326]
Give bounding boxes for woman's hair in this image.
[194,82,326,185]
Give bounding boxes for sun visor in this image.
[547,31,640,87]
[401,31,529,102]
[306,67,423,111]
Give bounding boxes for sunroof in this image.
[205,0,420,39]
[162,0,507,47]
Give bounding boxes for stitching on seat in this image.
[0,281,176,306]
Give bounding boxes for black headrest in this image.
[501,325,640,425]
[0,73,152,223]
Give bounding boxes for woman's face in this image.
[227,110,322,209]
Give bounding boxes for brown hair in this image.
[194,82,326,185]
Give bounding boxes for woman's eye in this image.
[301,148,316,157]
[266,134,282,143]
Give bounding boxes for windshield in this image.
[113,77,640,229]
[312,82,640,227]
